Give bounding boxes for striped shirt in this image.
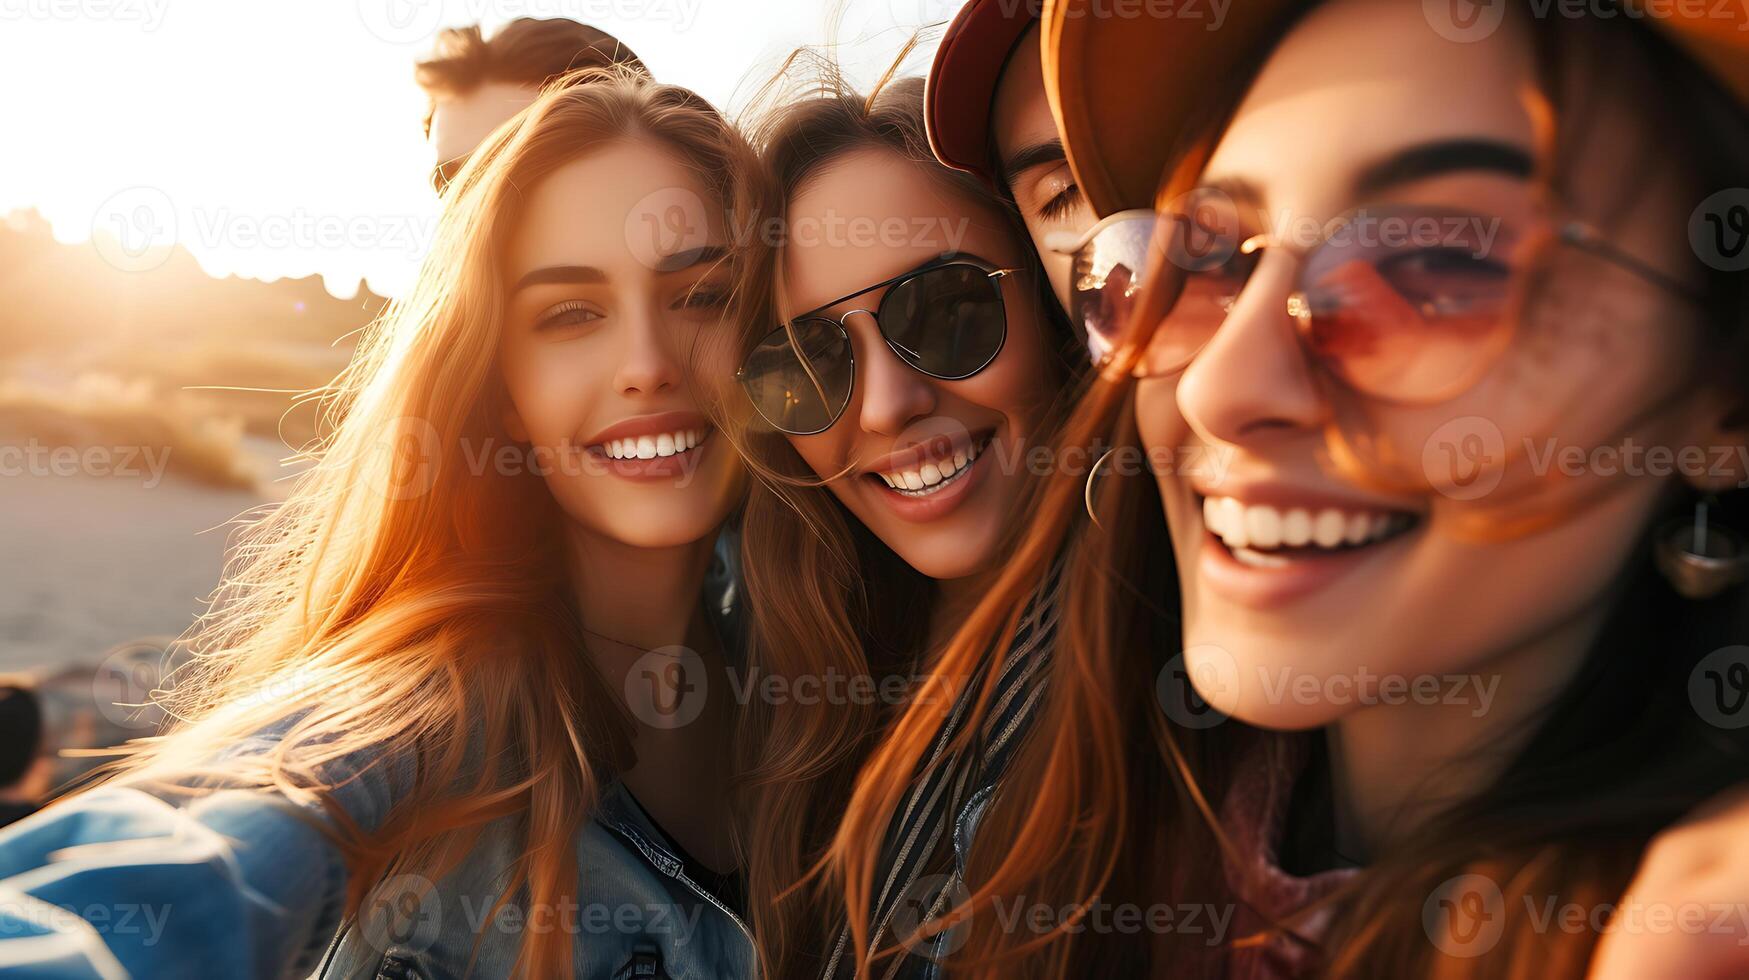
[824,563,1065,980]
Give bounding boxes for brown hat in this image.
[925,0,1044,186]
[1042,0,1749,216]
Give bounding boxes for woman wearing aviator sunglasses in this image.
[725,66,1085,978]
[838,0,1749,977]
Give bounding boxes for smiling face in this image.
[1133,0,1734,729]
[779,147,1057,582]
[992,23,1095,315]
[498,138,744,552]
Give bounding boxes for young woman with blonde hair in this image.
[0,70,765,979]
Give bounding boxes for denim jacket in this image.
[0,534,753,980]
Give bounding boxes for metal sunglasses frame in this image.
[1055,206,1705,381]
[736,257,1021,435]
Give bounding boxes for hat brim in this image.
[925,0,1042,185]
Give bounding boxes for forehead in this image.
[782,148,1015,313]
[429,81,540,168]
[1202,0,1536,209]
[508,139,725,279]
[990,25,1055,166]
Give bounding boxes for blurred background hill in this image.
[1,206,386,689]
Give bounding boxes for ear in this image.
[1679,386,1749,494]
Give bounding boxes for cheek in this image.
[1134,377,1188,458]
[785,430,846,481]
[957,310,1058,428]
[500,338,601,443]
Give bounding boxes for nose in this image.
[847,311,937,437]
[613,302,682,397]
[1174,254,1327,448]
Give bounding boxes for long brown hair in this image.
[727,51,1082,979]
[836,5,1749,979]
[95,68,765,980]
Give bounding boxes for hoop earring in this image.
[1084,448,1117,530]
[1655,494,1749,599]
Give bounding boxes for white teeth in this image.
[1232,546,1291,569]
[1282,509,1312,548]
[598,427,708,460]
[1313,509,1346,548]
[876,439,983,497]
[1245,506,1281,550]
[1201,496,1413,556]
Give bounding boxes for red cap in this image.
[925,0,1042,187]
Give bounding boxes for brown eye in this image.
[535,301,602,332]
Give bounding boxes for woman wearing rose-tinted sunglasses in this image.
[838,0,1749,977]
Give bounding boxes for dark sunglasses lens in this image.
[740,317,854,433]
[879,263,1006,379]
[1299,208,1519,403]
[1071,214,1156,364]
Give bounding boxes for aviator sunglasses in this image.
[737,256,1020,435]
[1054,187,1699,404]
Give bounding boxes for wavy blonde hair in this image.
[94,67,767,979]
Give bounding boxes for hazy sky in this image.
[0,0,962,298]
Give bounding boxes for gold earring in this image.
[1084,448,1117,530]
[1655,495,1749,599]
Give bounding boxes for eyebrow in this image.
[1351,138,1534,198]
[654,244,731,274]
[512,265,607,293]
[510,245,732,294]
[999,139,1067,187]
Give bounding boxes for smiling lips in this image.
[600,427,710,461]
[873,438,985,496]
[584,412,714,480]
[1201,495,1416,567]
